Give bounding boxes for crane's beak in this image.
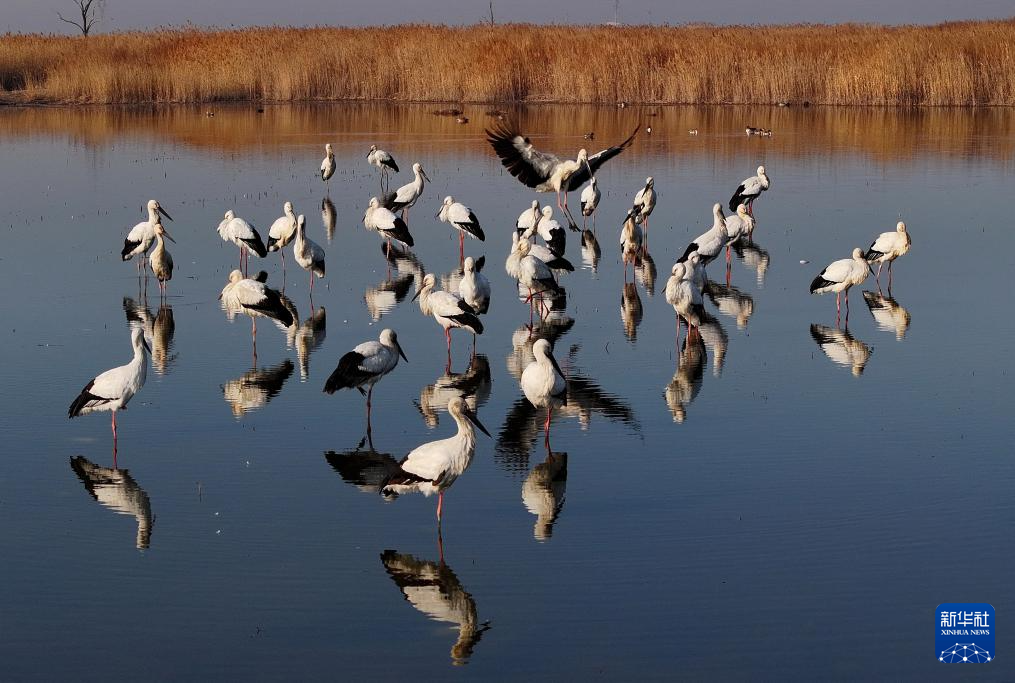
[161,228,177,244]
[465,408,491,437]
[421,169,431,183]
[142,336,152,354]
[411,286,423,302]
[549,351,567,381]
[158,206,173,222]
[396,342,408,363]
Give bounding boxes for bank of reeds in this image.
[1,21,1014,106]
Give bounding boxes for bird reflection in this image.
[810,324,872,376]
[863,290,910,340]
[664,327,707,423]
[325,435,398,495]
[705,279,754,329]
[417,354,492,428]
[123,296,177,375]
[70,455,153,550]
[222,358,294,416]
[636,246,657,295]
[733,240,770,286]
[697,311,728,377]
[321,196,337,242]
[522,448,567,541]
[366,244,425,320]
[581,229,601,272]
[381,549,491,667]
[289,306,326,380]
[621,282,643,342]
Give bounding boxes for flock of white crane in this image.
[68,120,912,523]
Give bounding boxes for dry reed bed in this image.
[1,21,1014,105]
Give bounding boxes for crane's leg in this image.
[888,261,894,290]
[544,406,552,435]
[836,292,841,317]
[111,411,117,443]
[459,233,465,263]
[366,385,373,424]
[436,491,444,522]
[280,247,286,273]
[726,261,732,287]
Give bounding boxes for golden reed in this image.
[1,21,1013,105]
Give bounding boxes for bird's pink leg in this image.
[436,491,444,522]
[726,262,732,287]
[459,233,465,263]
[836,292,841,316]
[544,406,552,434]
[111,411,118,442]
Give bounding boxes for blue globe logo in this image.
[940,644,992,663]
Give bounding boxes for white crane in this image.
[367,144,399,188]
[324,328,407,427]
[365,196,415,254]
[380,396,490,522]
[149,218,175,298]
[412,273,484,357]
[266,201,298,270]
[665,262,705,341]
[381,162,430,222]
[865,221,911,288]
[321,143,336,186]
[632,176,656,231]
[580,177,601,231]
[487,120,638,229]
[810,248,870,318]
[437,196,485,261]
[121,199,173,272]
[729,165,770,217]
[520,339,568,440]
[217,210,268,274]
[293,214,326,297]
[459,256,491,315]
[68,327,149,448]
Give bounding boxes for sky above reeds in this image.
[5,0,1013,34]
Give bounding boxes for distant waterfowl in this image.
[217,210,268,274]
[584,131,595,140]
[459,256,491,315]
[68,327,149,447]
[632,176,656,230]
[70,456,153,550]
[863,291,911,340]
[486,120,638,229]
[412,273,484,357]
[745,127,761,136]
[121,199,173,272]
[365,196,415,254]
[516,200,540,236]
[456,116,469,124]
[810,248,870,317]
[324,328,407,427]
[292,214,326,297]
[580,177,601,231]
[520,339,568,440]
[865,221,911,288]
[679,203,728,266]
[729,165,770,216]
[381,396,490,523]
[266,201,298,269]
[381,162,431,221]
[367,144,399,188]
[810,324,872,376]
[688,129,699,135]
[620,209,643,279]
[437,196,485,260]
[320,143,336,185]
[149,218,175,297]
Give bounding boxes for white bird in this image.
[665,262,705,339]
[266,201,298,270]
[517,229,574,272]
[722,204,755,265]
[517,239,564,314]
[292,214,326,296]
[632,176,656,230]
[217,210,268,274]
[365,197,415,253]
[367,144,399,188]
[679,203,728,266]
[149,218,175,297]
[381,162,430,221]
[412,273,484,356]
[580,177,601,231]
[381,396,490,522]
[459,256,491,315]
[70,456,153,550]
[520,339,568,439]
[864,221,911,288]
[620,209,643,278]
[68,326,150,446]
[438,196,485,260]
[729,165,771,216]
[487,120,638,229]
[810,248,870,317]
[324,328,407,426]
[516,200,540,235]
[321,143,336,184]
[810,324,872,376]
[121,199,173,272]
[533,205,567,256]
[219,269,296,340]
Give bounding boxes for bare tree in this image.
[57,0,104,36]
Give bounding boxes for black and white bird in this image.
[729,165,770,216]
[381,396,490,523]
[632,176,656,230]
[292,214,326,296]
[121,199,173,272]
[459,256,491,315]
[149,218,175,298]
[665,262,705,338]
[486,120,638,229]
[266,201,298,270]
[68,327,150,446]
[514,231,573,273]
[70,456,154,550]
[219,269,296,338]
[516,200,540,236]
[521,339,568,440]
[532,205,567,256]
[367,144,399,188]
[381,162,430,222]
[324,328,407,425]
[321,143,336,184]
[365,196,415,253]
[217,210,268,274]
[810,248,870,317]
[412,273,484,356]
[722,204,755,265]
[679,204,729,266]
[580,177,601,231]
[437,196,485,260]
[517,239,564,314]
[864,221,911,288]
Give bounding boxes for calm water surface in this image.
[1,104,1013,680]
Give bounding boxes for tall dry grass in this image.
[1,21,1014,105]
